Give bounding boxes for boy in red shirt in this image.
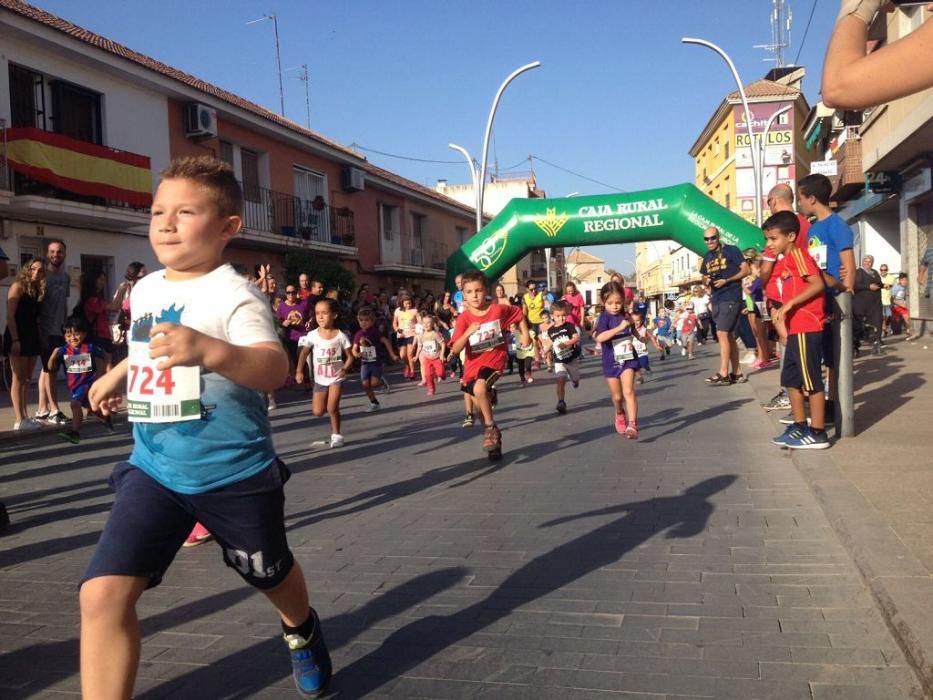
[764,211,829,450]
[450,269,530,456]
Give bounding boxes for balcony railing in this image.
[240,183,355,247]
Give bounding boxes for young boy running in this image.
[763,211,830,450]
[47,315,110,444]
[449,269,530,454]
[547,300,581,414]
[84,156,332,698]
[352,306,397,411]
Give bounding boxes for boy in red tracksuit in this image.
[450,269,530,454]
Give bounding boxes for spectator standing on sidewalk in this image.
[700,227,750,386]
[36,239,70,425]
[691,286,712,344]
[891,273,916,340]
[109,262,148,365]
[4,258,46,431]
[879,263,897,336]
[853,255,883,354]
[0,248,8,533]
[797,174,856,422]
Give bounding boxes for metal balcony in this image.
[240,183,355,247]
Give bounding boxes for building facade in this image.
[0,0,478,333]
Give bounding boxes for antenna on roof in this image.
[753,0,792,67]
[287,64,311,128]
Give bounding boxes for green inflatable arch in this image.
[445,183,764,289]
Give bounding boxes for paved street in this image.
[0,347,926,699]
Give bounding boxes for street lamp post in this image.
[448,144,480,232]
[682,37,762,226]
[760,104,793,215]
[477,61,542,231]
[248,15,286,116]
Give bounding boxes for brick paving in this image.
[0,346,926,698]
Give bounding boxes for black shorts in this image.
[711,301,741,334]
[460,366,500,396]
[39,334,65,372]
[782,332,824,394]
[822,320,835,369]
[81,460,294,591]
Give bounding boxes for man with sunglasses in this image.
[700,227,750,386]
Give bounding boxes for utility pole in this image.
[754,0,793,67]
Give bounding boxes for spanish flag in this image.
[5,127,152,207]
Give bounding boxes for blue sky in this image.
[37,0,838,275]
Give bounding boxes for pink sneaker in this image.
[427,388,436,396]
[614,413,627,434]
[418,380,427,387]
[625,422,639,440]
[183,522,212,547]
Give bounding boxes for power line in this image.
[530,155,625,192]
[794,0,818,65]
[349,142,462,164]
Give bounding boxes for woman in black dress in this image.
[4,257,46,430]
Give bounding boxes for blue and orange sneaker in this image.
[284,608,332,698]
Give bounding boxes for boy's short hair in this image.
[550,300,572,315]
[357,306,375,320]
[797,174,832,206]
[160,156,243,217]
[63,315,89,334]
[762,210,800,236]
[460,269,488,289]
[898,273,908,280]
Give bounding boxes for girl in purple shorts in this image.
[593,281,641,439]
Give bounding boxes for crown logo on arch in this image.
[534,208,569,238]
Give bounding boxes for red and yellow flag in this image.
[5,127,152,207]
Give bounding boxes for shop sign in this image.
[866,171,902,195]
[810,160,838,177]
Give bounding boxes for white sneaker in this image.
[380,377,391,394]
[330,433,345,448]
[681,347,686,356]
[365,402,380,413]
[267,398,277,411]
[740,352,757,365]
[13,419,41,432]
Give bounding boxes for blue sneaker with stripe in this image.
[772,423,806,447]
[284,609,332,698]
[785,426,830,450]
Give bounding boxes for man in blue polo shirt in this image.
[699,226,750,386]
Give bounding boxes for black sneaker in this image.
[462,414,475,428]
[47,410,69,425]
[58,430,80,444]
[556,400,567,414]
[284,608,332,698]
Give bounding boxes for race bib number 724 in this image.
[127,341,201,423]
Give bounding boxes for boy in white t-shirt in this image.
[84,157,332,698]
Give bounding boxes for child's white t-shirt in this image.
[299,329,350,386]
[129,263,281,494]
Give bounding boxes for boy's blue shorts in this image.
[638,355,650,370]
[360,362,383,382]
[81,459,294,591]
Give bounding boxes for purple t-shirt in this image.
[352,327,387,365]
[596,311,637,375]
[276,300,309,342]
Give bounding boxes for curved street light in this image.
[477,61,542,233]
[448,143,479,230]
[682,37,762,226]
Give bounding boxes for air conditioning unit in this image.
[185,103,218,139]
[342,166,365,193]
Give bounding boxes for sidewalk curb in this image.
[746,368,933,699]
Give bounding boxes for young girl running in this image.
[296,298,353,447]
[393,295,418,380]
[414,315,447,396]
[594,281,641,439]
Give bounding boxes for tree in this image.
[283,250,356,301]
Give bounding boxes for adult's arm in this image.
[822,5,933,109]
[5,282,22,343]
